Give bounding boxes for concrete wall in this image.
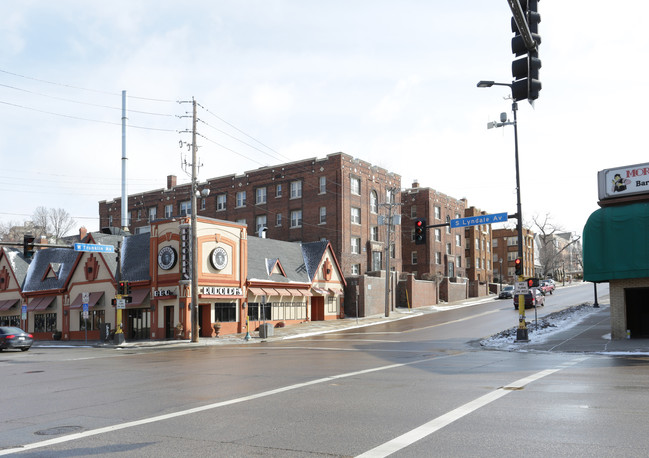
[439,277,468,303]
[610,278,649,339]
[344,272,398,317]
[398,274,437,308]
[468,280,489,298]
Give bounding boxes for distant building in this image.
[98,152,402,277]
[492,227,535,283]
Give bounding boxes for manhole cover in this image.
[35,426,83,436]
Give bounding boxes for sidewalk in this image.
[33,291,649,355]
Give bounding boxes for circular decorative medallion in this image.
[211,247,228,270]
[157,246,177,270]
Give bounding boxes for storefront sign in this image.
[598,162,649,200]
[201,286,243,296]
[154,289,176,297]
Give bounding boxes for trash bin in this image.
[259,323,274,338]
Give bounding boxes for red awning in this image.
[261,288,280,296]
[70,292,104,309]
[248,287,267,296]
[26,296,56,311]
[126,289,150,308]
[328,288,344,296]
[0,299,18,311]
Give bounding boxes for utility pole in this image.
[190,98,199,343]
[381,188,401,318]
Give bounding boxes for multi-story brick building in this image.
[401,182,467,280]
[463,206,494,294]
[492,227,535,284]
[98,152,402,277]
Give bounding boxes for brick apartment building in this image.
[99,152,402,277]
[401,182,467,280]
[492,227,535,284]
[463,206,494,292]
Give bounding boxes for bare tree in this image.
[48,208,76,242]
[532,213,581,278]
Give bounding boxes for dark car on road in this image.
[513,289,545,309]
[499,285,514,299]
[0,326,34,351]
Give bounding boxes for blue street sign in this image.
[74,243,115,253]
[450,212,508,228]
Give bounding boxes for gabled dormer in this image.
[266,258,287,277]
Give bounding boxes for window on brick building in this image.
[370,226,378,241]
[290,181,302,199]
[165,205,173,218]
[276,184,282,197]
[446,242,452,255]
[319,176,326,194]
[276,213,282,226]
[410,206,417,218]
[390,243,396,258]
[236,191,246,208]
[370,190,378,213]
[457,256,462,268]
[434,206,441,220]
[319,207,326,224]
[351,207,361,225]
[290,210,302,228]
[217,194,226,211]
[411,251,418,265]
[455,234,461,246]
[435,228,441,242]
[493,239,498,247]
[180,201,191,217]
[435,252,441,264]
[148,207,157,222]
[350,176,361,195]
[256,215,267,234]
[236,218,246,225]
[351,237,361,254]
[351,264,360,275]
[256,187,267,205]
[200,198,206,210]
[446,216,451,234]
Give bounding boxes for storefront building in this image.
[0,217,346,341]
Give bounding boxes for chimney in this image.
[79,226,88,241]
[167,175,177,190]
[412,180,419,188]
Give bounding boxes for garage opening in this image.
[625,288,649,338]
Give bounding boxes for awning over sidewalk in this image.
[70,292,104,309]
[126,289,150,308]
[584,202,649,282]
[26,296,56,311]
[0,298,18,311]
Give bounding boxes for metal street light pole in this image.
[478,80,528,341]
[190,98,199,343]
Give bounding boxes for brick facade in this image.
[492,227,535,283]
[98,152,401,277]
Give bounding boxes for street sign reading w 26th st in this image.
[74,243,115,253]
[450,212,508,229]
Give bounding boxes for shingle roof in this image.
[246,237,311,283]
[22,247,79,293]
[121,233,151,282]
[1,247,31,288]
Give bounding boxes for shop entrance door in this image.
[127,308,151,340]
[164,306,174,339]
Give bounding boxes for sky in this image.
[1,1,647,238]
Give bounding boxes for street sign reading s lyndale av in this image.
[450,212,508,229]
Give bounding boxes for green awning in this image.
[583,202,649,282]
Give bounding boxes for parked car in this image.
[513,289,545,309]
[499,285,515,299]
[0,326,34,352]
[539,280,555,295]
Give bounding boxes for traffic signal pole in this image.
[512,100,529,342]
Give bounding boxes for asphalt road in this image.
[4,282,649,457]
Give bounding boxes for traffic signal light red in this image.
[527,278,539,288]
[414,218,426,245]
[514,257,523,276]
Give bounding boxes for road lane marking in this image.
[0,353,456,456]
[356,357,589,458]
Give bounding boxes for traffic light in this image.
[23,234,35,259]
[511,0,542,103]
[514,257,523,276]
[414,218,426,245]
[527,277,539,288]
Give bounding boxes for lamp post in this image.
[499,259,503,291]
[477,80,528,342]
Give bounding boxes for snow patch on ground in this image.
[480,303,599,351]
